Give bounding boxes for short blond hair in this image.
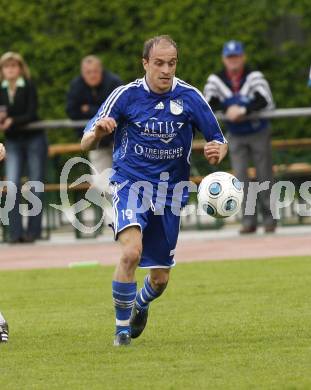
[143,35,178,60]
[0,52,31,81]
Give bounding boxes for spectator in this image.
[66,55,123,190]
[0,52,47,243]
[0,143,5,161]
[308,66,311,87]
[204,40,276,234]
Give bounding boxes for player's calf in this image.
[130,273,169,339]
[136,274,168,312]
[112,227,143,346]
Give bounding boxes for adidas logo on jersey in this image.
[155,102,164,109]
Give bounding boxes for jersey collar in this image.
[142,76,178,93]
[142,77,150,92]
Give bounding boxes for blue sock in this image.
[136,275,163,311]
[112,281,137,335]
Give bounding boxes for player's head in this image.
[0,52,30,82]
[81,55,103,87]
[222,40,246,74]
[142,35,178,94]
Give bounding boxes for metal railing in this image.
[24,107,311,130]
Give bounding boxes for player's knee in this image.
[150,274,169,294]
[121,244,142,268]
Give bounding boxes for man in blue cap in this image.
[204,40,276,234]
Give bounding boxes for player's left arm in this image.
[190,91,228,165]
[204,141,228,165]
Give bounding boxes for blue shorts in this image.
[111,181,180,268]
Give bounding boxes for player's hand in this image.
[94,117,117,140]
[225,105,247,122]
[0,143,6,161]
[204,142,221,165]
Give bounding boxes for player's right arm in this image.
[80,84,128,151]
[81,117,117,151]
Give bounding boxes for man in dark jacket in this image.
[66,55,123,190]
[204,40,276,234]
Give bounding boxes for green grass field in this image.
[1,257,311,390]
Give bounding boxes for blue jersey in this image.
[84,77,226,203]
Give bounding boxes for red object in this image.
[226,70,244,93]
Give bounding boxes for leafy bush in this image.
[0,0,310,148]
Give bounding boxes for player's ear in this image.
[142,58,148,71]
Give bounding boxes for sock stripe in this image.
[145,280,158,298]
[146,286,158,298]
[112,289,137,297]
[139,291,147,303]
[135,275,164,311]
[116,319,130,326]
[115,303,134,309]
[144,276,158,298]
[141,288,153,301]
[113,298,136,305]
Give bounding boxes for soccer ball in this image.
[198,171,244,218]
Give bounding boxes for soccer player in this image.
[81,35,228,346]
[0,143,9,343]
